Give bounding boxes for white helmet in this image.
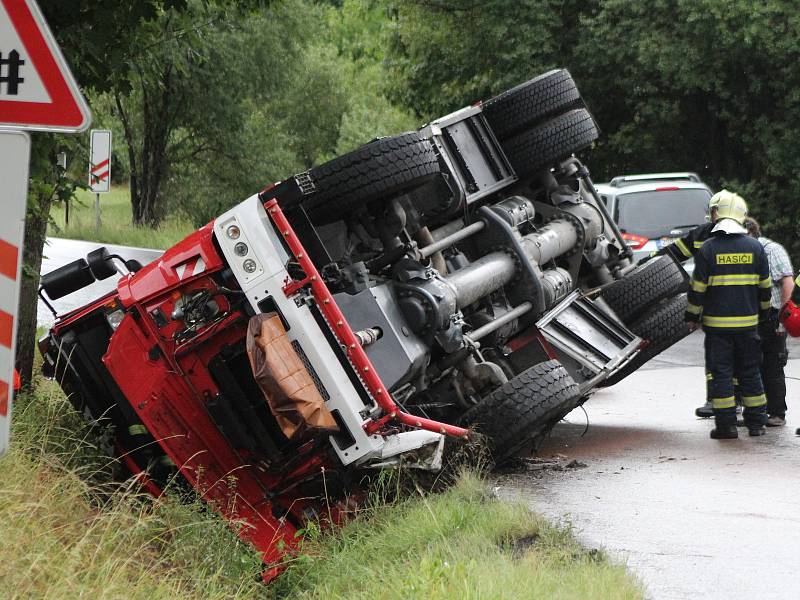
[710,189,748,234]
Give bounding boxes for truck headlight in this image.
[106,309,125,331]
[242,259,258,273]
[234,242,248,256]
[226,224,241,239]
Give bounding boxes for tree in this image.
[166,0,417,226]
[14,1,190,385]
[111,2,252,226]
[573,0,800,259]
[383,0,595,119]
[384,0,800,262]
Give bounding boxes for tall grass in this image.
[275,470,643,599]
[0,378,265,600]
[2,374,642,599]
[48,187,194,249]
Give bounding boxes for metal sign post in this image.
[89,129,111,234]
[0,131,28,455]
[0,0,91,456]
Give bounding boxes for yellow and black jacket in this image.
[686,232,771,333]
[656,222,715,263]
[793,273,800,305]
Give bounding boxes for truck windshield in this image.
[616,188,710,238]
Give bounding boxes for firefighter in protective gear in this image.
[782,271,800,336]
[655,189,732,263]
[685,192,772,439]
[654,190,729,417]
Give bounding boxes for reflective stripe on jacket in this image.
[685,232,771,333]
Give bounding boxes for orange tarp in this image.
[246,313,338,440]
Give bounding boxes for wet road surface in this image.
[38,238,162,327]
[496,333,800,600]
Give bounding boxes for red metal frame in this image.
[264,198,469,440]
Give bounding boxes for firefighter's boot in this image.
[710,424,739,439]
[748,425,766,437]
[695,401,714,418]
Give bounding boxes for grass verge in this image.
[0,378,265,600]
[1,376,642,599]
[275,471,642,599]
[48,186,194,249]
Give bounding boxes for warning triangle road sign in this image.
[0,0,91,132]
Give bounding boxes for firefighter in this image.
[744,217,793,426]
[684,191,772,439]
[651,192,722,418]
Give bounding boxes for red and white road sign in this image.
[89,129,111,193]
[0,0,91,132]
[0,0,91,456]
[0,131,29,456]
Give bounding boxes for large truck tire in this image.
[602,255,687,323]
[500,108,599,177]
[483,69,584,140]
[601,293,693,387]
[459,360,580,464]
[301,132,440,224]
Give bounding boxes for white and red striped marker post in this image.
[0,131,29,455]
[89,129,111,233]
[1,0,92,456]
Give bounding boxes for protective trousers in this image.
[760,311,789,417]
[705,331,767,427]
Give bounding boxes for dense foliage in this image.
[385,0,800,260]
[17,0,800,379]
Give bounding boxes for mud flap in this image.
[535,290,642,393]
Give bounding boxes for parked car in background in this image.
[594,173,713,272]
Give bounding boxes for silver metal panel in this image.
[214,196,385,465]
[536,290,641,381]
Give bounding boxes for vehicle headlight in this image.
[242,259,258,274]
[234,242,248,256]
[106,309,125,331]
[226,224,241,239]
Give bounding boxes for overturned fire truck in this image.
[38,70,690,577]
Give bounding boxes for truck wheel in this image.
[301,132,440,224]
[601,293,692,387]
[483,69,584,140]
[459,360,580,464]
[602,255,687,323]
[500,108,599,177]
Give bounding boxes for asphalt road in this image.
[497,332,800,600]
[38,237,162,327]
